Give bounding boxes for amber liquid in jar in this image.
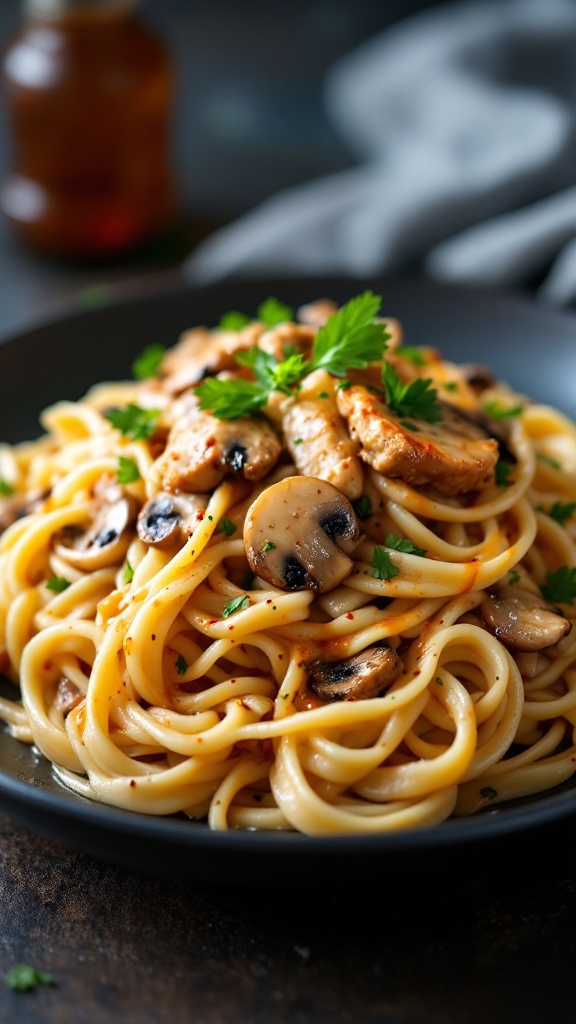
[1,0,177,258]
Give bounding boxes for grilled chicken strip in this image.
[159,323,263,395]
[153,406,281,493]
[282,370,364,500]
[336,384,499,496]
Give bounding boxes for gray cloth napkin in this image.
[184,0,576,305]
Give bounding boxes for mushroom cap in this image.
[137,491,209,548]
[55,495,136,570]
[309,642,403,701]
[244,476,360,593]
[481,584,571,651]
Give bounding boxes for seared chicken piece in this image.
[257,322,316,361]
[282,370,364,500]
[336,385,499,496]
[154,407,281,493]
[159,323,263,394]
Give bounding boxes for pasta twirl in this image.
[0,291,575,836]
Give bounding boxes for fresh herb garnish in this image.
[122,561,134,584]
[541,566,576,605]
[372,547,400,581]
[196,292,389,420]
[483,400,524,419]
[218,518,237,537]
[508,569,521,585]
[45,576,70,594]
[381,362,441,424]
[352,494,373,518]
[0,478,14,496]
[105,404,161,441]
[219,310,251,331]
[537,453,562,471]
[385,533,427,557]
[396,345,426,367]
[257,296,293,327]
[539,501,576,526]
[494,460,513,488]
[175,654,188,675]
[132,343,165,380]
[6,964,55,992]
[117,456,140,484]
[222,595,250,617]
[262,540,276,552]
[443,381,458,391]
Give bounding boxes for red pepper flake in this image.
[230,678,236,683]
[151,634,156,641]
[228,625,234,630]
[208,619,217,626]
[43,660,52,671]
[278,654,283,660]
[130,780,136,788]
[196,510,205,520]
[266,599,272,605]
[345,613,354,620]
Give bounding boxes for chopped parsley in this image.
[175,654,188,675]
[385,533,427,557]
[396,345,426,367]
[539,501,576,527]
[443,381,458,392]
[541,566,576,605]
[196,291,390,420]
[352,494,373,518]
[0,478,14,496]
[45,576,70,594]
[494,459,513,488]
[117,456,140,484]
[257,296,294,327]
[218,518,237,537]
[122,561,134,584]
[262,540,276,552]
[372,547,400,581]
[105,404,161,441]
[6,964,55,992]
[219,310,251,331]
[132,343,165,380]
[483,400,524,419]
[222,595,250,617]
[537,453,562,471]
[508,569,521,585]
[381,362,441,424]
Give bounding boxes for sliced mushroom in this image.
[54,494,137,570]
[480,584,571,651]
[137,491,209,548]
[336,384,499,496]
[153,407,282,494]
[309,642,403,701]
[244,476,360,593]
[459,363,497,393]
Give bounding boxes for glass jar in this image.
[1,0,177,258]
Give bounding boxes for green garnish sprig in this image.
[541,566,576,605]
[196,291,390,420]
[381,363,441,424]
[105,404,161,441]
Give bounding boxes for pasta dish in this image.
[0,290,575,835]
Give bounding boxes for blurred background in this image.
[0,0,444,337]
[1,0,576,337]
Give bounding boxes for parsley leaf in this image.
[539,501,576,526]
[222,595,250,617]
[122,561,134,584]
[310,291,389,377]
[257,296,294,326]
[0,478,14,496]
[6,964,55,992]
[372,547,400,581]
[483,400,524,419]
[508,569,521,585]
[537,453,562,471]
[105,404,161,441]
[385,533,427,557]
[494,460,513,488]
[219,310,251,331]
[175,653,188,675]
[195,377,269,420]
[396,345,426,367]
[541,566,576,605]
[236,347,307,396]
[352,494,373,518]
[381,363,441,424]
[117,456,140,484]
[218,518,237,537]
[46,576,70,593]
[132,343,165,380]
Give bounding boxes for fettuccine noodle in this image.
[0,292,575,835]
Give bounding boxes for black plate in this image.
[1,273,575,882]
